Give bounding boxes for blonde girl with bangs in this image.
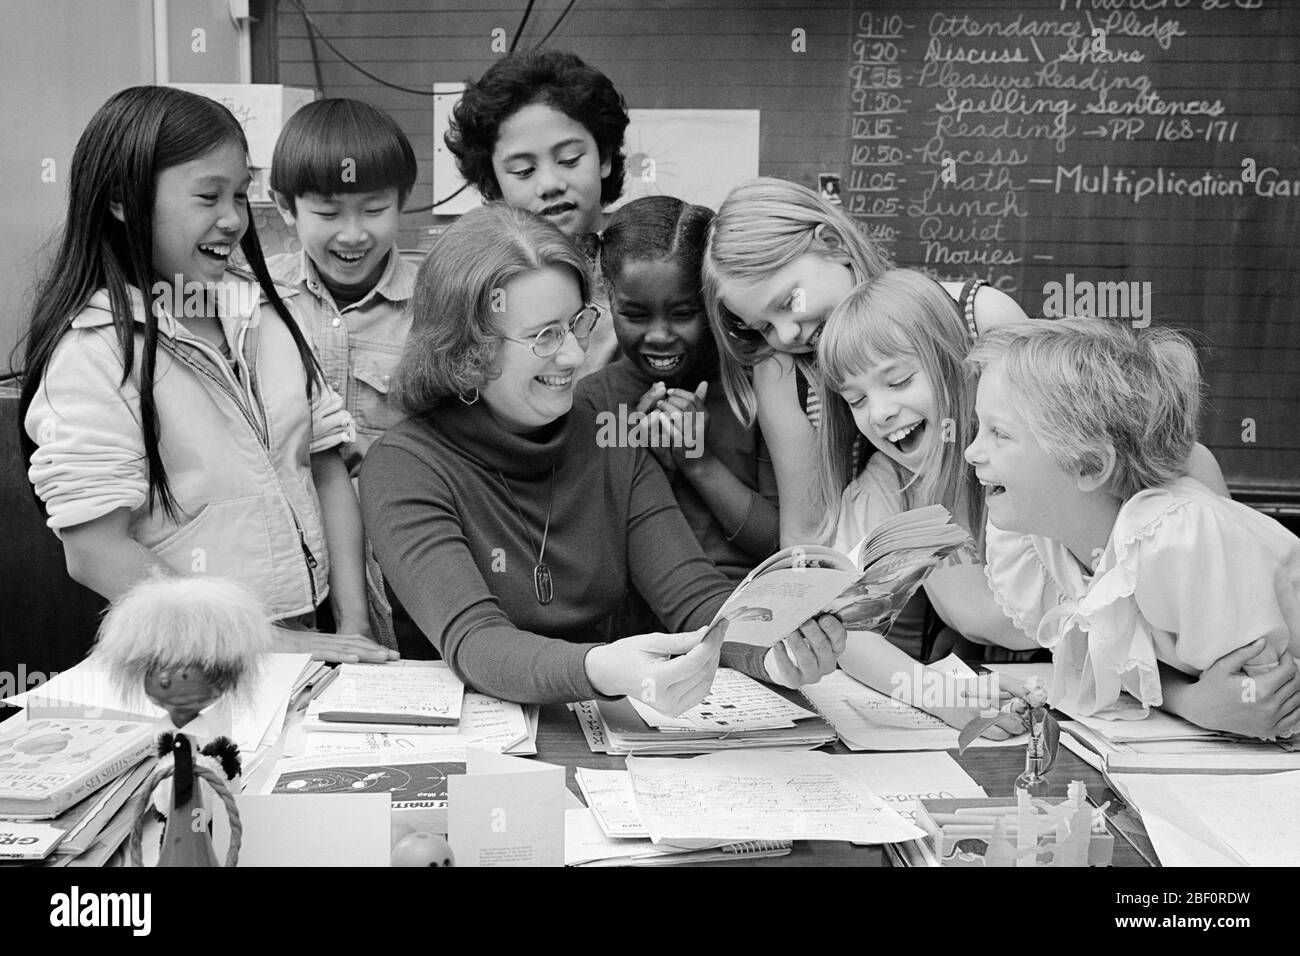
[811,271,1028,735]
[703,178,1027,546]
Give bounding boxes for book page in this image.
[627,668,818,731]
[713,570,854,647]
[720,505,970,645]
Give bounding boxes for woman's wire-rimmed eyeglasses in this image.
[498,304,602,357]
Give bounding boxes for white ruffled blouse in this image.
[984,477,1300,719]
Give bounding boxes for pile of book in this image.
[0,716,158,865]
[572,668,836,755]
[1059,708,1300,775]
[262,661,541,835]
[5,653,328,783]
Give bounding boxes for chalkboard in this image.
[843,0,1300,494]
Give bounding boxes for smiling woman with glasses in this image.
[357,203,847,710]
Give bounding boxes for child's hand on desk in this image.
[928,698,1025,740]
[1184,640,1300,739]
[763,614,848,688]
[930,697,1029,743]
[272,627,399,664]
[926,683,1024,739]
[586,619,728,716]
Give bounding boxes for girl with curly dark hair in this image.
[446,49,629,238]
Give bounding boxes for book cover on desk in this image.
[266,750,468,832]
[0,718,156,819]
[1061,719,1300,774]
[714,504,970,646]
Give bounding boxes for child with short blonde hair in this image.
[967,319,1300,738]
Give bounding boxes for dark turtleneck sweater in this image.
[359,397,767,704]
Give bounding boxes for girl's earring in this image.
[459,388,479,406]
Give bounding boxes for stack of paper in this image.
[984,662,1300,774]
[803,657,1025,751]
[624,751,924,844]
[572,669,836,755]
[304,660,465,731]
[302,692,539,756]
[1061,720,1300,774]
[565,768,791,866]
[564,808,791,866]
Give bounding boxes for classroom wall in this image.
[271,1,1300,494]
[272,0,856,250]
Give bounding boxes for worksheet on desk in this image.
[803,670,1025,751]
[625,750,924,844]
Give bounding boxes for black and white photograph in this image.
[0,0,1294,921]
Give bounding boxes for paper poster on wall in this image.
[168,83,316,203]
[431,87,760,217]
[613,109,760,212]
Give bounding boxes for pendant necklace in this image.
[495,466,556,605]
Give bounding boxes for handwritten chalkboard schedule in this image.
[843,0,1299,494]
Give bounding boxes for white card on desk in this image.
[214,794,391,866]
[447,749,565,867]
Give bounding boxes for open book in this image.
[714,504,971,646]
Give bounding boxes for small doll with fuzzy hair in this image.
[93,575,273,866]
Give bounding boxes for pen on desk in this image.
[290,665,340,711]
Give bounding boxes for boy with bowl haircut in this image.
[269,97,419,472]
[269,98,420,648]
